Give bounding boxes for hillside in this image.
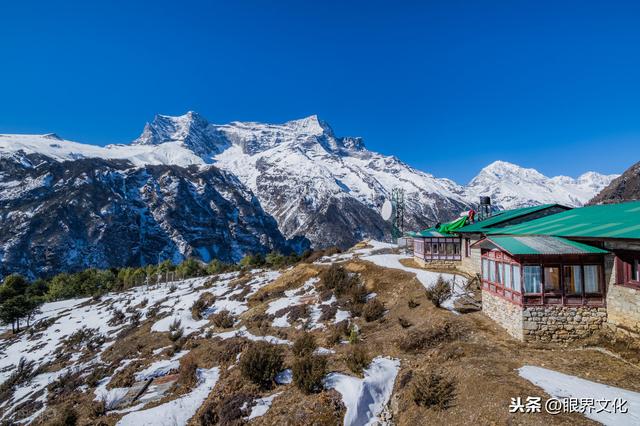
[1,243,639,425]
[589,161,640,204]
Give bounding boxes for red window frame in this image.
[615,253,640,290]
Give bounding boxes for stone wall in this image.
[413,257,459,270]
[482,290,524,340]
[603,241,640,340]
[522,306,606,342]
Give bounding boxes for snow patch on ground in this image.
[519,365,640,426]
[362,253,467,312]
[324,357,400,426]
[246,392,281,420]
[117,367,220,426]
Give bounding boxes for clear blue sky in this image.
[1,0,639,182]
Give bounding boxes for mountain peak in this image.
[285,115,333,136]
[131,111,229,159]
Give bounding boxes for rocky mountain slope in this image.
[0,112,617,276]
[589,161,640,204]
[0,152,303,279]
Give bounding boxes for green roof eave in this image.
[473,235,608,255]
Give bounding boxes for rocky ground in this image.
[1,241,640,425]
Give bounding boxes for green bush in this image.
[239,342,284,389]
[292,354,327,394]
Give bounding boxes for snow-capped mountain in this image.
[465,161,618,209]
[0,113,619,277]
[0,152,305,279]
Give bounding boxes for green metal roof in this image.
[409,215,468,238]
[474,235,608,255]
[457,204,564,233]
[488,201,640,240]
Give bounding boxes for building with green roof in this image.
[472,201,640,343]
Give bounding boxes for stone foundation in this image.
[413,257,460,270]
[482,289,607,342]
[522,306,606,342]
[482,290,524,340]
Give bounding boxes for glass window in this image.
[482,258,489,280]
[564,266,582,295]
[544,267,561,292]
[584,265,601,293]
[446,243,454,255]
[453,242,460,255]
[439,243,446,255]
[504,264,512,289]
[524,266,541,293]
[489,260,496,282]
[424,242,431,254]
[513,266,521,292]
[432,243,438,254]
[496,262,504,285]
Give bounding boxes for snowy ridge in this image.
[465,160,617,209]
[0,114,618,253]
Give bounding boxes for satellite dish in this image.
[381,199,393,221]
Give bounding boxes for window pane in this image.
[432,243,438,254]
[563,266,582,294]
[425,242,431,254]
[454,242,460,255]
[497,263,504,285]
[504,264,512,289]
[482,259,489,280]
[584,265,601,293]
[439,243,446,255]
[446,243,454,255]
[544,267,561,291]
[524,266,541,293]
[489,260,496,282]
[513,266,521,292]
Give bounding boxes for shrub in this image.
[177,356,199,390]
[239,342,284,389]
[397,321,463,352]
[292,332,317,357]
[169,319,184,342]
[287,304,309,322]
[344,344,371,375]
[320,264,359,296]
[348,326,359,345]
[326,321,349,346]
[425,276,452,308]
[292,355,328,394]
[0,357,36,400]
[107,309,126,326]
[362,299,385,322]
[412,370,456,410]
[211,310,235,328]
[319,304,338,322]
[408,298,420,309]
[191,299,207,320]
